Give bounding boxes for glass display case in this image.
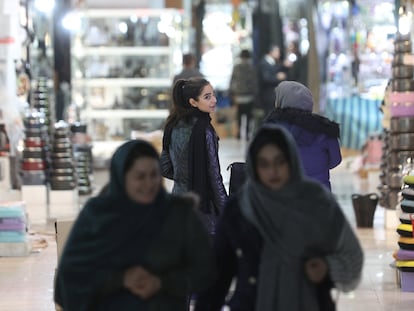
[70,8,183,141]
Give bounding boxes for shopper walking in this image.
[229,49,258,140]
[173,53,204,85]
[257,45,290,117]
[264,81,342,190]
[54,139,215,311]
[194,124,363,311]
[161,78,228,234]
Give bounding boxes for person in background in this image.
[194,124,363,311]
[257,45,291,117]
[161,78,228,234]
[229,49,259,140]
[286,40,308,86]
[173,53,204,85]
[54,139,215,311]
[264,81,342,190]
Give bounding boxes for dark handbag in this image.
[227,162,246,195]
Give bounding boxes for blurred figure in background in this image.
[257,45,291,118]
[54,139,215,311]
[194,124,363,311]
[286,40,308,86]
[264,81,342,190]
[229,49,258,140]
[173,53,204,85]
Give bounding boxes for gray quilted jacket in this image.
[161,118,227,214]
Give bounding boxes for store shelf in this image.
[70,8,182,141]
[72,78,172,88]
[82,109,169,119]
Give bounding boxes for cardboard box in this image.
[0,241,31,257]
[55,219,75,262]
[49,189,79,205]
[49,190,79,219]
[25,203,47,225]
[21,185,48,204]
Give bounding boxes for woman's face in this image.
[125,156,162,204]
[255,143,290,190]
[189,83,217,113]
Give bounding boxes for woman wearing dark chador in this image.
[265,81,342,190]
[54,140,215,311]
[161,78,228,234]
[194,124,363,311]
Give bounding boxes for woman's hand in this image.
[305,257,328,283]
[123,266,162,299]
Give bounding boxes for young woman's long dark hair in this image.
[164,78,210,129]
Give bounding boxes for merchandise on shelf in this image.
[0,201,31,257]
[50,121,76,191]
[70,8,183,142]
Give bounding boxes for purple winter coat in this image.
[265,108,342,190]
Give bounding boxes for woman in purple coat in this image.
[264,81,342,190]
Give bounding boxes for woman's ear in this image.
[189,98,198,108]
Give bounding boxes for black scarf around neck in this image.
[266,108,340,138]
[188,109,212,213]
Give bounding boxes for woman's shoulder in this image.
[300,180,342,215]
[301,180,336,203]
[205,123,218,139]
[266,108,340,138]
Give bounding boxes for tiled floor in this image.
[1,138,414,310]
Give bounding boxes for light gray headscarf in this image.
[274,81,314,111]
[240,124,343,311]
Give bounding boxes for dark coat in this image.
[258,57,288,114]
[160,118,228,232]
[194,195,262,311]
[55,194,215,311]
[54,140,215,311]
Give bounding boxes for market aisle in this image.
[0,138,414,310]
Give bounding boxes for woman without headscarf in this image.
[264,81,342,190]
[194,124,363,311]
[161,78,228,234]
[54,140,215,311]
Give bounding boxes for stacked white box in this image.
[0,156,11,190]
[0,201,31,256]
[49,189,79,219]
[21,185,48,225]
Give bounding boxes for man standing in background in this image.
[172,53,204,85]
[229,49,258,140]
[257,45,291,118]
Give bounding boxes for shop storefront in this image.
[318,0,396,150]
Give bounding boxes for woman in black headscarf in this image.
[194,124,363,311]
[54,140,215,311]
[161,78,228,234]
